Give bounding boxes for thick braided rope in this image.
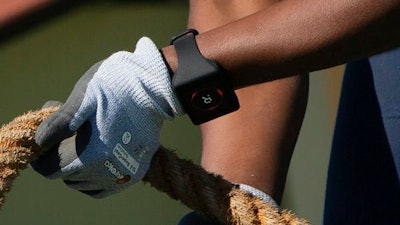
[0,107,58,206]
[0,108,310,225]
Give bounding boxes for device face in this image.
[174,71,239,125]
[191,87,224,111]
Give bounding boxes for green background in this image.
[0,1,343,224]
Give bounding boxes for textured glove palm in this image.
[33,37,184,198]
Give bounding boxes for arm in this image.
[163,0,400,88]
[187,0,309,203]
[0,0,54,28]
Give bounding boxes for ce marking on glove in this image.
[122,131,131,145]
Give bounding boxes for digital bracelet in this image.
[171,29,239,125]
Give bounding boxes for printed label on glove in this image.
[113,143,140,175]
[104,160,131,184]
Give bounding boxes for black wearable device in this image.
[171,29,240,125]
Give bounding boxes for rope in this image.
[0,107,310,225]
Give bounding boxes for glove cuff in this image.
[238,183,281,210]
[133,37,185,119]
[97,37,185,123]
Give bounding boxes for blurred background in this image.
[0,1,344,224]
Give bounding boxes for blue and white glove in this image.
[33,37,184,198]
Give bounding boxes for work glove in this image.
[33,37,184,198]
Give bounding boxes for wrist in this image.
[165,29,239,125]
[160,46,178,76]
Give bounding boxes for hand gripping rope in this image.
[0,107,310,225]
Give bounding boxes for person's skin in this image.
[187,0,309,203]
[0,0,54,28]
[163,0,400,88]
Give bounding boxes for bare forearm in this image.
[187,0,308,203]
[0,0,54,28]
[163,0,400,88]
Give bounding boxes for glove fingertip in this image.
[35,110,74,149]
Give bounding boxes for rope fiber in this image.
[0,107,310,225]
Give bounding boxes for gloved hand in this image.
[33,37,184,198]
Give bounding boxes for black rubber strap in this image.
[171,29,216,85]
